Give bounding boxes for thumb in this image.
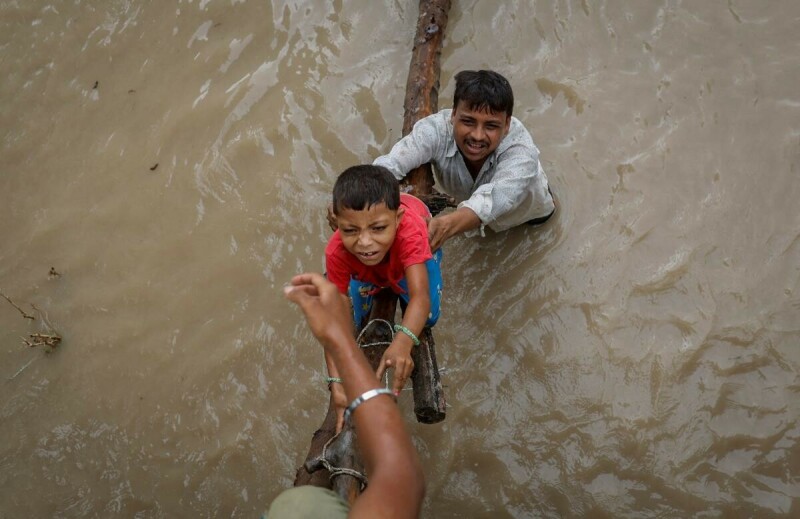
[284,285,313,306]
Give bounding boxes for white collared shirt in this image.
[374,109,554,233]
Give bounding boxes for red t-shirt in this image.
[326,194,432,295]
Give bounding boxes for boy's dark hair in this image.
[453,70,514,117]
[332,165,400,215]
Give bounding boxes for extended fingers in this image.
[391,359,414,394]
[376,357,389,381]
[283,283,316,301]
[290,273,325,289]
[286,273,343,305]
[428,224,444,250]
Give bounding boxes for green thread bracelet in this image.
[325,376,343,385]
[393,324,420,346]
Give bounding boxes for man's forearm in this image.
[327,337,424,518]
[428,206,482,250]
[284,273,424,516]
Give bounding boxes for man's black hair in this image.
[453,70,514,117]
[332,165,400,215]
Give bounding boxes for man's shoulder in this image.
[413,109,453,134]
[426,108,452,122]
[497,116,538,157]
[507,116,536,143]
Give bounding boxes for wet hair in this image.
[453,70,514,117]
[332,165,400,215]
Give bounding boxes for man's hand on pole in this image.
[427,207,482,250]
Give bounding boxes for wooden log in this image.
[293,398,337,488]
[402,0,452,198]
[399,0,451,423]
[411,327,446,423]
[293,292,395,498]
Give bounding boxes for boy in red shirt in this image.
[325,165,443,430]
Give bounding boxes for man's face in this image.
[336,203,404,266]
[451,101,511,169]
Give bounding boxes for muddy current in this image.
[1,1,798,517]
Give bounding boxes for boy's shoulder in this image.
[399,193,430,220]
[396,195,432,254]
[325,229,347,257]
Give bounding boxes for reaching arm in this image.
[376,263,430,394]
[374,114,444,181]
[323,292,358,433]
[284,273,425,518]
[427,206,482,250]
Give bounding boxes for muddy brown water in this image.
[1,1,798,517]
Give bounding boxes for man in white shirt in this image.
[374,70,555,250]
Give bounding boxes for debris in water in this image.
[0,290,35,320]
[24,333,62,350]
[150,163,159,171]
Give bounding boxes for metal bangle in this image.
[325,376,343,385]
[343,388,396,423]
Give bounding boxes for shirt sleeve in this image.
[396,213,433,268]
[458,141,554,232]
[324,238,352,294]
[374,115,444,180]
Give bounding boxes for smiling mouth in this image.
[465,140,487,153]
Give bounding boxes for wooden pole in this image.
[402,0,452,197]
[400,0,451,425]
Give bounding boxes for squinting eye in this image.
[373,226,387,232]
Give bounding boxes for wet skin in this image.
[450,101,511,177]
[335,203,405,266]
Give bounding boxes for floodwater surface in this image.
[1,1,798,517]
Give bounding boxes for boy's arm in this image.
[284,273,424,518]
[376,263,430,395]
[323,292,356,433]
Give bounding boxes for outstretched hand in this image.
[427,207,482,250]
[427,217,450,251]
[283,273,352,350]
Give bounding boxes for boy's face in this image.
[336,203,405,266]
[451,100,511,169]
